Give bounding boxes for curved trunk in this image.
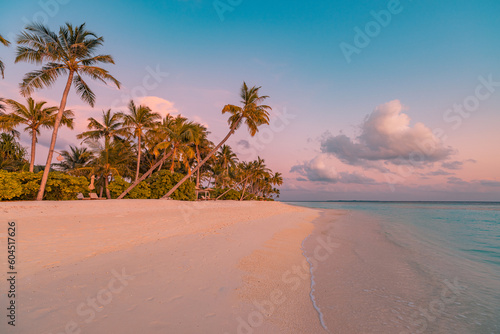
[239,178,249,201]
[216,175,250,200]
[117,150,173,199]
[161,116,242,199]
[36,71,74,200]
[29,131,37,173]
[135,134,141,182]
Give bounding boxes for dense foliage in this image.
[108,176,151,199]
[0,171,88,201]
[148,171,195,201]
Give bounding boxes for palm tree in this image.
[0,133,27,171]
[86,138,135,199]
[16,22,120,200]
[0,98,20,138]
[270,172,283,187]
[0,34,10,78]
[1,98,74,172]
[116,114,180,199]
[55,145,93,174]
[216,144,238,187]
[162,82,271,199]
[154,115,196,173]
[191,123,212,188]
[77,109,126,146]
[239,157,270,200]
[120,100,161,181]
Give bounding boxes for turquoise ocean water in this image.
[287,201,500,333]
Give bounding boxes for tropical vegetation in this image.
[0,23,283,201]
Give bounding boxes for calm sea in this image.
[287,201,500,333]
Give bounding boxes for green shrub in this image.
[0,170,23,200]
[5,171,89,201]
[148,170,195,201]
[212,188,241,200]
[108,176,151,199]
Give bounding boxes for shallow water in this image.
[289,201,500,334]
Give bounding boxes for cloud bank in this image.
[320,100,453,167]
[290,154,376,184]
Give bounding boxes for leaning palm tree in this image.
[161,82,271,199]
[0,97,74,172]
[120,100,161,181]
[0,34,10,78]
[16,22,120,200]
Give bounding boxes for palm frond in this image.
[73,74,96,106]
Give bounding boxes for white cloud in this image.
[321,100,454,167]
[290,154,376,184]
[138,96,179,117]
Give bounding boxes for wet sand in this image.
[303,210,437,334]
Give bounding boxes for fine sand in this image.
[0,200,330,334]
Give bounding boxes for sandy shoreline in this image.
[0,200,332,333]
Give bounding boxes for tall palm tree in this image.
[162,82,271,199]
[16,22,120,200]
[0,34,10,79]
[120,100,161,181]
[0,97,74,172]
[191,123,212,188]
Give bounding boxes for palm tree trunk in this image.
[170,147,176,173]
[239,179,249,201]
[161,117,242,199]
[216,175,250,200]
[36,71,74,200]
[195,146,201,188]
[105,174,111,199]
[117,150,173,199]
[29,132,37,173]
[135,134,141,182]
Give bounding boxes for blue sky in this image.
[1,0,499,200]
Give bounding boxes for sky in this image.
[0,0,499,201]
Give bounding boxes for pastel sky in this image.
[1,0,499,201]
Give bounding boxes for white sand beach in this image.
[0,200,331,334]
